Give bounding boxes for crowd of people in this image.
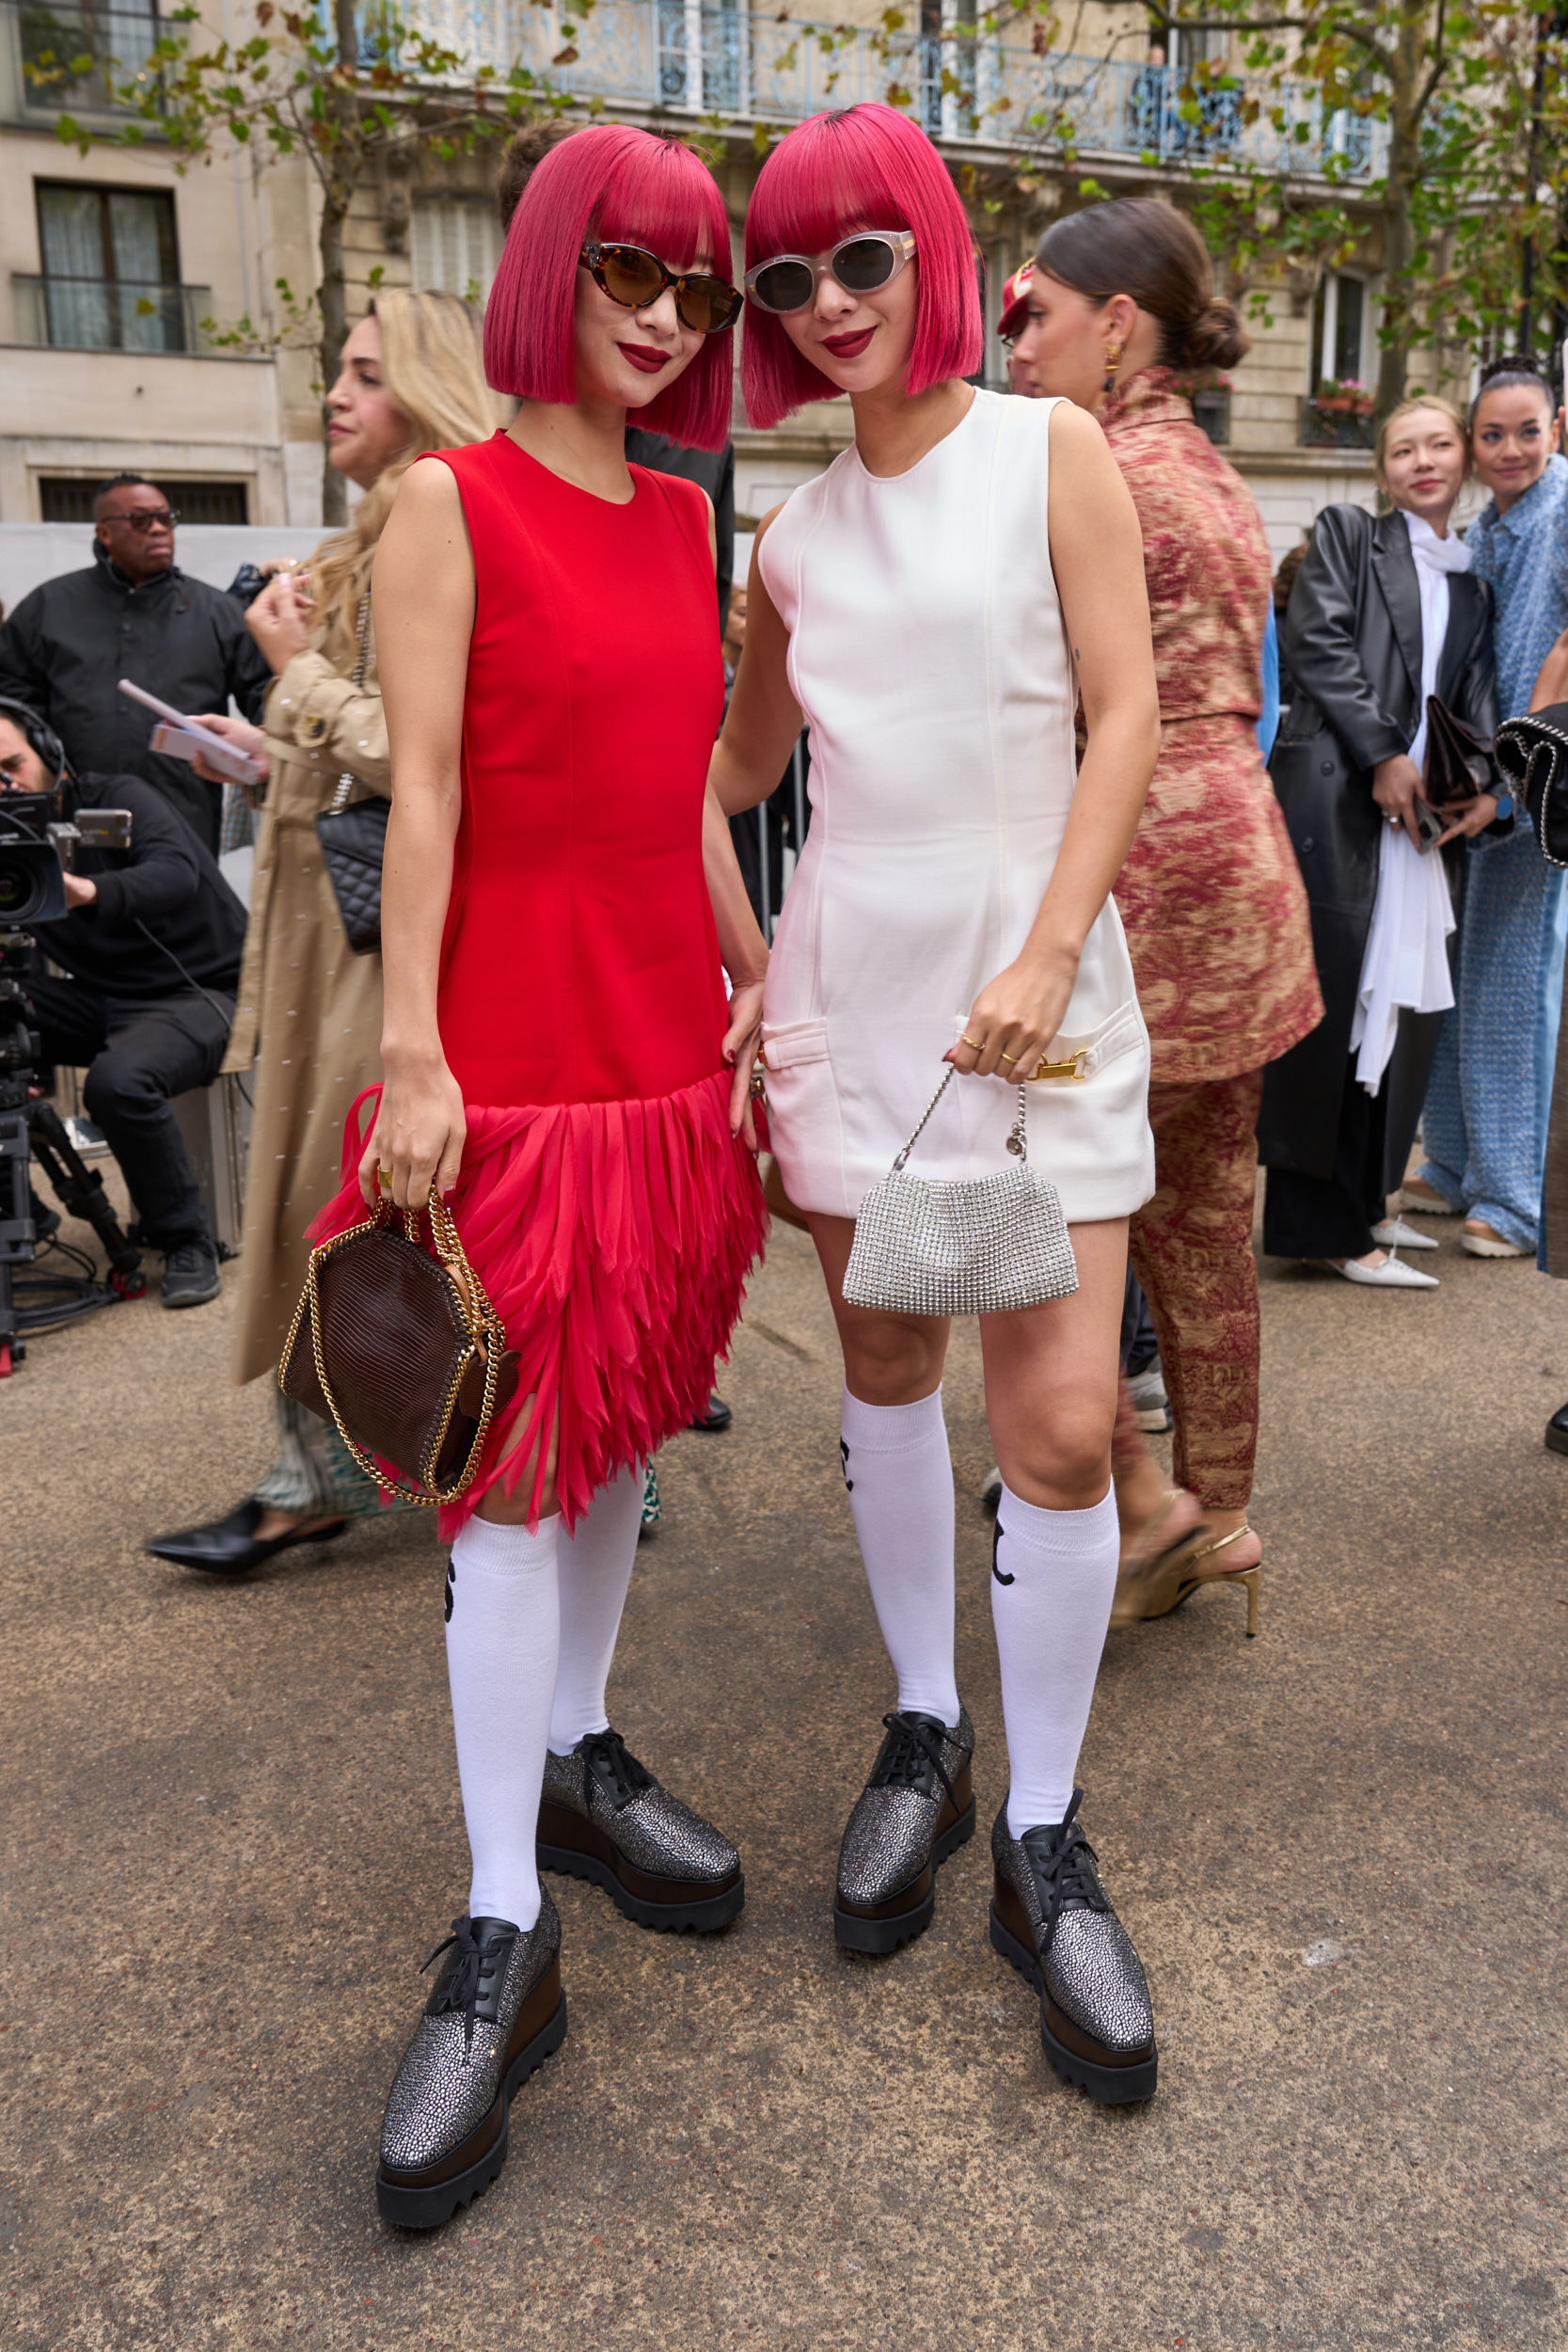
[5,96,1567,2225]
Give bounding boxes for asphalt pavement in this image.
[3,1168,1565,2348]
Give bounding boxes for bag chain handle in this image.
[295,1187,506,1508]
[326,592,373,818]
[891,1067,1028,1173]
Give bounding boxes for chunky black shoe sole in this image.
[990,1903,1158,2105]
[832,1796,976,1955]
[375,1989,568,2230]
[537,1841,744,1933]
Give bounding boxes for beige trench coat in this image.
[222,640,388,1386]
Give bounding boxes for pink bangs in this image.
[742,104,982,429]
[485,124,735,452]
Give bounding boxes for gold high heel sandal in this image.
[1109,1490,1213,1629]
[1172,1523,1260,1639]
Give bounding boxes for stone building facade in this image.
[1,0,1414,551]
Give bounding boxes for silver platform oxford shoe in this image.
[833,1705,975,1954]
[537,1728,743,1932]
[990,1790,1157,2104]
[376,1895,567,2228]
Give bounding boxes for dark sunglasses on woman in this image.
[578,242,740,336]
[744,230,916,315]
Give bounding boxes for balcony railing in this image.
[1298,395,1377,449]
[11,274,212,352]
[8,0,162,114]
[418,1,1385,178]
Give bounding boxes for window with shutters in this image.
[411,199,503,306]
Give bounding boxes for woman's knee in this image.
[838,1311,946,1406]
[992,1393,1115,1508]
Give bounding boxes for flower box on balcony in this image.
[1299,396,1377,451]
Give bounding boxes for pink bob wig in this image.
[742,104,982,429]
[484,123,735,453]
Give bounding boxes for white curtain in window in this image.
[412,199,503,305]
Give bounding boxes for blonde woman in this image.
[1259,396,1502,1285]
[149,292,498,1575]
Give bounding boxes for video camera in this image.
[0,794,145,1371]
[0,797,132,924]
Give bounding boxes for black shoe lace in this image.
[581,1727,655,1810]
[420,1915,489,2057]
[1021,1788,1106,1951]
[872,1711,958,1810]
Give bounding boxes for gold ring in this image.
[376,1164,394,1195]
[999,1050,1021,1064]
[960,1034,985,1052]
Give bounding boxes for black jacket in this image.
[0,542,272,855]
[25,770,246,1004]
[1257,503,1498,1179]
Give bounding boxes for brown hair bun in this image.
[1034,198,1248,373]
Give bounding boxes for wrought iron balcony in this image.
[7,0,162,115]
[11,274,213,352]
[419,0,1384,179]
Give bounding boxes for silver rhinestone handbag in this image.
[841,1068,1079,1316]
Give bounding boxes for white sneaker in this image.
[1127,1364,1173,1432]
[1313,1255,1439,1290]
[1370,1216,1438,1251]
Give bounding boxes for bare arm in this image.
[1531,627,1568,713]
[357,458,475,1208]
[950,399,1160,1082]
[709,510,802,816]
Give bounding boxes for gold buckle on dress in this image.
[1030,1047,1091,1083]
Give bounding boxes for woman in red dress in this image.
[314,126,768,2226]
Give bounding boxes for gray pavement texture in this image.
[3,1172,1566,2352]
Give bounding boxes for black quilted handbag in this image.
[1495,703,1568,868]
[313,594,388,953]
[317,794,389,953]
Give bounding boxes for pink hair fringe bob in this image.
[484,123,735,453]
[742,104,982,430]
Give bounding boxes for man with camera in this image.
[0,475,271,855]
[0,699,245,1306]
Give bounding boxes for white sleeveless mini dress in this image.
[758,388,1154,1226]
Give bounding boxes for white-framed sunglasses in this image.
[744,230,917,316]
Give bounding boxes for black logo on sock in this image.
[443,1561,455,1622]
[990,1520,1014,1586]
[839,1438,854,1492]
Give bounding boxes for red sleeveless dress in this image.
[312,431,766,1531]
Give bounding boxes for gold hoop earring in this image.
[1102,339,1124,395]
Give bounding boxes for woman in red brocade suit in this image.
[1015,199,1321,1636]
[313,127,770,2228]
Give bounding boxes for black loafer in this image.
[146,1497,348,1577]
[689,1391,733,1433]
[1547,1403,1568,1456]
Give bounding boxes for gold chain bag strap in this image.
[841,1068,1079,1316]
[278,1188,520,1506]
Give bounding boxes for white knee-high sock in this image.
[547,1465,643,1754]
[840,1384,959,1725]
[990,1481,1118,1836]
[444,1511,561,1931]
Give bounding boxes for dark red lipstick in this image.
[619,343,671,374]
[820,328,875,358]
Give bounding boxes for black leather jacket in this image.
[1257,503,1498,1177]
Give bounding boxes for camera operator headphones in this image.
[0,697,68,788]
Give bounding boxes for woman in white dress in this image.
[714,103,1164,2103]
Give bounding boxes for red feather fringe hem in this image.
[310,1074,768,1535]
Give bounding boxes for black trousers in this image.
[28,975,232,1249]
[1262,1050,1388,1260]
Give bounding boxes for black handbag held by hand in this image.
[1495,703,1568,866]
[314,594,389,954]
[1422,693,1495,807]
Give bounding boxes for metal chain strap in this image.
[892,1069,1028,1173]
[326,593,373,818]
[286,1189,507,1507]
